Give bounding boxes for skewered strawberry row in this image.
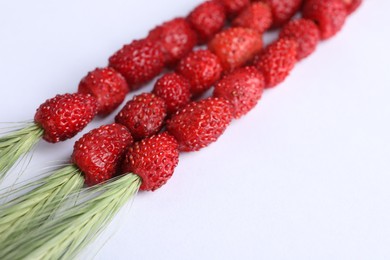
[1,0,361,208]
[0,3,263,246]
[33,19,200,141]
[0,0,362,258]
[80,0,363,190]
[0,0,360,181]
[0,2,231,181]
[60,29,266,186]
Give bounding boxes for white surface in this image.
[1,1,390,259]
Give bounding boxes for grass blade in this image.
[0,173,141,260]
[0,165,84,246]
[0,123,43,181]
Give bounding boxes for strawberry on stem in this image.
[115,93,167,141]
[78,67,129,115]
[302,0,347,40]
[0,134,179,258]
[0,93,98,181]
[167,97,233,152]
[187,1,226,44]
[109,39,164,90]
[279,18,320,60]
[0,123,134,247]
[153,73,192,115]
[259,0,303,27]
[72,123,134,186]
[209,27,263,72]
[253,38,297,88]
[214,66,265,118]
[34,93,98,143]
[147,18,197,66]
[232,2,273,34]
[342,0,362,14]
[218,0,251,18]
[177,49,223,96]
[122,132,179,191]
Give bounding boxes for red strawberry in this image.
[302,0,347,40]
[279,18,320,60]
[214,66,265,118]
[147,18,197,66]
[253,38,297,88]
[187,1,226,44]
[232,2,273,33]
[108,39,164,90]
[72,123,133,186]
[218,0,250,18]
[343,0,362,14]
[259,0,303,27]
[78,67,128,115]
[153,73,191,115]
[34,93,97,143]
[122,132,179,191]
[115,93,167,141]
[167,97,233,152]
[176,50,223,96]
[208,27,263,72]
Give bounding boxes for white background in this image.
[1,0,390,259]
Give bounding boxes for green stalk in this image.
[0,165,84,246]
[0,123,44,181]
[0,173,141,260]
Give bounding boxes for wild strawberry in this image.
[232,2,272,34]
[218,0,250,18]
[259,0,303,27]
[187,1,226,44]
[34,93,97,143]
[176,50,223,96]
[153,73,191,115]
[279,18,320,60]
[72,124,133,186]
[214,66,265,118]
[108,39,164,90]
[302,0,347,40]
[78,67,128,115]
[253,38,297,88]
[147,18,197,66]
[167,97,233,152]
[115,93,167,141]
[208,27,263,72]
[122,132,179,191]
[343,0,362,14]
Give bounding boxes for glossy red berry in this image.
[280,18,320,60]
[187,1,226,44]
[115,93,167,141]
[167,97,233,152]
[209,27,263,72]
[147,18,197,66]
[260,0,303,27]
[343,0,362,14]
[34,93,97,143]
[109,39,164,90]
[214,66,265,118]
[122,132,179,191]
[253,38,297,88]
[218,0,250,18]
[177,50,223,96]
[153,73,191,115]
[303,0,347,40]
[232,2,272,33]
[72,123,134,186]
[78,67,128,115]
